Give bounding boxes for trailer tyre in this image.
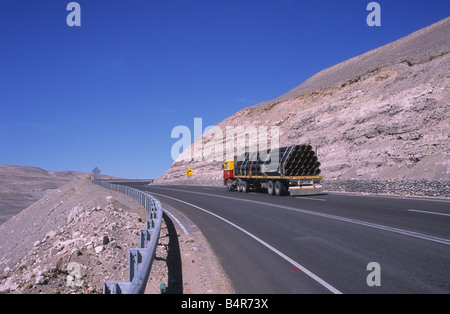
[267,180,275,195]
[237,179,243,193]
[242,180,249,193]
[275,180,284,196]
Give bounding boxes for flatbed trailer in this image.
[223,145,324,196]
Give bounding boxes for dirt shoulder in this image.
[146,201,235,294]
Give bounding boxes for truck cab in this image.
[223,159,235,185]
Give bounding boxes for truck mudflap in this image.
[289,186,323,196]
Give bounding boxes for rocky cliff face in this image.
[157,17,450,185]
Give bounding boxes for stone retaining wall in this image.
[323,179,450,198]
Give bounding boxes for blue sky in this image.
[0,0,449,179]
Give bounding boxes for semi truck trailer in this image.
[223,145,323,196]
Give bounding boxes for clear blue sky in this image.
[0,0,448,179]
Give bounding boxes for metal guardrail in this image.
[92,180,163,294]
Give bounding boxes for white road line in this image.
[148,186,450,246]
[408,209,450,217]
[163,207,190,235]
[150,191,342,294]
[296,197,326,201]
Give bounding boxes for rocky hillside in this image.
[0,179,234,294]
[0,165,92,225]
[158,17,450,187]
[0,165,91,225]
[0,179,149,293]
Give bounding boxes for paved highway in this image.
[123,182,450,294]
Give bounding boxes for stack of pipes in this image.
[234,145,321,177]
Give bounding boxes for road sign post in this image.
[92,167,101,182]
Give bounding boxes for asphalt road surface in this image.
[122,182,450,294]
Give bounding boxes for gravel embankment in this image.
[0,179,234,294]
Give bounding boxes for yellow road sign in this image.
[186,168,193,177]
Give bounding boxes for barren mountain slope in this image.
[158,17,450,186]
[256,16,450,109]
[0,179,146,293]
[0,165,89,225]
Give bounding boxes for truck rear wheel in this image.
[241,180,249,193]
[274,180,285,196]
[267,180,275,195]
[237,179,243,192]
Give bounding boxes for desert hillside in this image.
[0,165,89,225]
[0,179,146,293]
[157,17,450,189]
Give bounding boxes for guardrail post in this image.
[129,249,141,282]
[140,229,150,248]
[146,218,154,231]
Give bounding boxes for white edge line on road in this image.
[407,209,450,217]
[150,191,343,295]
[163,207,190,235]
[148,186,450,246]
[295,197,326,201]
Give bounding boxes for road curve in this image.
[122,182,450,294]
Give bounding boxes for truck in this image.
[223,145,323,196]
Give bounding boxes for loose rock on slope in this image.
[0,179,149,294]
